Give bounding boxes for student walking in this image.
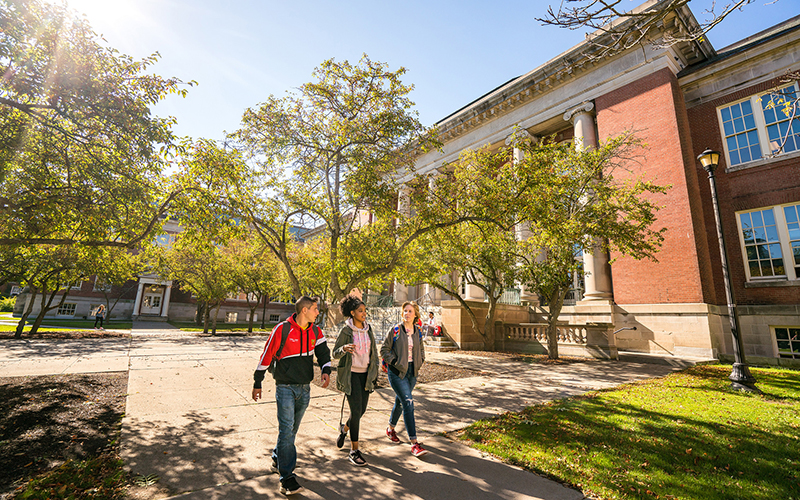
[94,304,106,330]
[333,294,379,466]
[380,301,428,457]
[252,296,331,495]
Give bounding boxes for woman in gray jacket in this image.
[333,294,379,466]
[380,301,428,457]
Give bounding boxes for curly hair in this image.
[340,294,365,319]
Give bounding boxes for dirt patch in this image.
[458,349,593,365]
[0,331,130,340]
[0,372,128,499]
[314,360,484,391]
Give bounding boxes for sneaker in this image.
[270,456,278,474]
[349,449,367,467]
[336,423,347,449]
[386,426,400,443]
[411,443,428,457]
[279,476,303,495]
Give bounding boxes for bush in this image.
[0,296,16,312]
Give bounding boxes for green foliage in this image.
[231,55,441,300]
[0,0,193,249]
[15,453,127,499]
[459,364,800,500]
[0,296,15,311]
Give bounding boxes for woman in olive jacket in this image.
[380,301,428,457]
[332,294,379,466]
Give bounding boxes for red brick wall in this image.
[686,76,800,306]
[596,67,714,304]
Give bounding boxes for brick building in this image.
[397,0,799,364]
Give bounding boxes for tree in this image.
[230,55,444,302]
[92,250,141,317]
[538,0,754,60]
[400,146,521,350]
[224,235,290,333]
[0,0,193,249]
[515,134,667,359]
[154,235,235,334]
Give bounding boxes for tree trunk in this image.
[29,287,67,336]
[546,287,570,360]
[202,303,210,334]
[15,289,37,338]
[260,295,267,330]
[211,302,222,335]
[247,304,257,333]
[484,296,498,351]
[196,300,206,326]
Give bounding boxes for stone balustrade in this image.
[500,321,617,359]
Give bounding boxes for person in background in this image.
[252,296,331,496]
[333,294,379,466]
[94,304,106,330]
[424,311,436,339]
[380,301,428,457]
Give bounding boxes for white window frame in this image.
[269,314,280,323]
[10,285,22,296]
[736,202,800,282]
[225,312,238,323]
[57,303,77,317]
[717,82,800,169]
[771,325,800,359]
[93,276,113,292]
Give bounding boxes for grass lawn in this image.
[456,364,800,500]
[169,321,277,333]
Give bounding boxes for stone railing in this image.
[500,321,617,359]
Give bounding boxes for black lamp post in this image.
[697,149,759,393]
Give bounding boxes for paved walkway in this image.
[0,325,687,499]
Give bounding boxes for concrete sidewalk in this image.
[0,330,684,499]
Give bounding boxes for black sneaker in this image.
[336,423,347,449]
[270,456,278,474]
[279,476,303,495]
[349,449,367,467]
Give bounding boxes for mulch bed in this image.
[0,372,128,499]
[457,349,593,365]
[314,360,485,392]
[0,331,130,340]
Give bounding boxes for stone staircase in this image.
[424,336,458,352]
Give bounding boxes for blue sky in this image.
[65,0,799,142]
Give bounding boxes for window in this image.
[57,303,77,316]
[269,314,280,322]
[774,327,800,359]
[93,277,112,292]
[10,285,21,296]
[737,203,800,281]
[226,312,238,323]
[248,313,258,322]
[718,82,800,167]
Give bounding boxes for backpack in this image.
[267,322,293,374]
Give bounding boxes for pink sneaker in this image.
[386,427,400,443]
[411,443,428,457]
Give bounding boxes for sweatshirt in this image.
[253,313,331,388]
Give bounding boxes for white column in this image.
[564,102,613,302]
[132,282,144,318]
[161,283,172,317]
[394,187,411,304]
[506,130,539,304]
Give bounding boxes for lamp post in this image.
[697,149,759,393]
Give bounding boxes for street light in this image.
[697,149,759,393]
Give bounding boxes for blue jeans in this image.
[387,364,417,440]
[272,384,310,482]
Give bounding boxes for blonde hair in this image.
[401,301,420,323]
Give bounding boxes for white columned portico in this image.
[394,187,411,303]
[564,102,613,302]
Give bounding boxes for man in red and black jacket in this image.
[252,296,331,496]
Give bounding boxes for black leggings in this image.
[94,316,104,328]
[345,371,370,443]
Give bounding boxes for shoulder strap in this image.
[274,322,291,360]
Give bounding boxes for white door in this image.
[141,293,162,315]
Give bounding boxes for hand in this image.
[321,373,330,388]
[252,388,262,402]
[344,343,356,354]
